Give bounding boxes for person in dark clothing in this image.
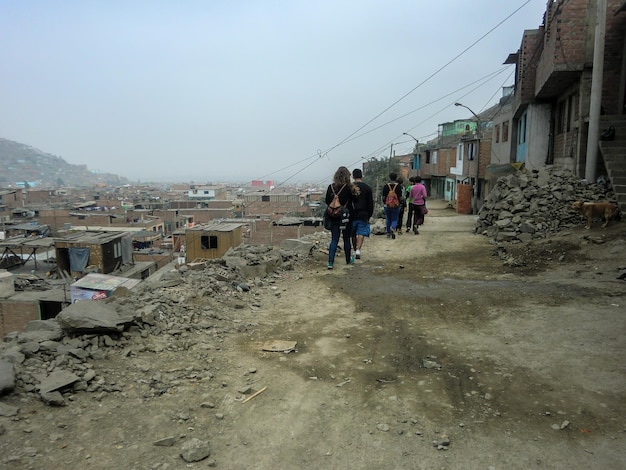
[325,166,360,269]
[395,176,406,235]
[381,172,404,239]
[350,168,374,260]
[405,176,416,232]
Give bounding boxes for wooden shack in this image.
[184,222,243,261]
[54,231,132,277]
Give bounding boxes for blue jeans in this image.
[328,222,352,264]
[384,206,400,233]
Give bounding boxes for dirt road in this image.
[1,199,625,469]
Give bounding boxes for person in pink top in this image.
[408,176,428,234]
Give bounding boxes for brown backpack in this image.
[326,184,346,219]
[385,183,400,208]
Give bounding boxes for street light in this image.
[403,132,419,145]
[403,132,420,173]
[454,102,481,214]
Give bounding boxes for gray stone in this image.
[154,436,176,447]
[56,301,136,333]
[40,391,66,406]
[0,401,19,416]
[17,320,63,343]
[280,239,315,257]
[1,347,25,364]
[180,438,211,462]
[0,360,16,394]
[38,370,80,394]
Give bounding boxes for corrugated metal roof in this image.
[187,222,244,232]
[55,231,126,244]
[71,273,141,291]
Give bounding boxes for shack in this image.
[184,222,244,261]
[70,272,141,303]
[54,231,133,277]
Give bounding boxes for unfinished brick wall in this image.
[457,183,473,215]
[0,300,39,337]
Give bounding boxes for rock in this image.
[38,370,80,394]
[476,167,616,242]
[0,359,15,394]
[56,301,136,333]
[0,401,19,417]
[280,239,314,257]
[17,320,63,343]
[422,359,442,370]
[180,438,211,462]
[154,436,176,447]
[40,391,66,406]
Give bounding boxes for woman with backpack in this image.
[324,166,360,269]
[381,172,404,239]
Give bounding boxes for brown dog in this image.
[571,200,620,229]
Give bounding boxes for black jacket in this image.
[351,181,374,221]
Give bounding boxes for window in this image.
[495,124,500,143]
[432,151,438,164]
[425,150,431,164]
[262,195,270,202]
[457,144,464,161]
[502,121,509,142]
[201,235,218,250]
[467,142,476,160]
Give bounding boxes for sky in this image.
[0,0,549,187]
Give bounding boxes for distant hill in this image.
[0,138,128,188]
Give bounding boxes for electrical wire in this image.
[250,0,539,195]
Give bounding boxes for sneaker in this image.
[348,256,355,265]
[391,232,396,239]
[355,250,361,259]
[406,227,410,233]
[386,233,391,238]
[327,263,333,269]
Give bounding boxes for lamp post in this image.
[403,132,419,148]
[455,102,481,214]
[403,132,419,173]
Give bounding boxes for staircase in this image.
[598,115,626,213]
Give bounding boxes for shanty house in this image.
[54,231,132,277]
[184,222,243,261]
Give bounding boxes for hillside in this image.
[0,138,128,187]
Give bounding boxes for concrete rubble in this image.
[0,243,307,407]
[476,166,617,242]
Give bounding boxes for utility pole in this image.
[455,102,481,215]
[403,133,419,173]
[585,0,607,183]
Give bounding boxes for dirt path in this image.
[1,200,625,469]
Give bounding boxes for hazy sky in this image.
[1,0,548,186]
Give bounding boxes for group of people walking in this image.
[324,167,427,269]
[381,172,428,237]
[324,167,374,269]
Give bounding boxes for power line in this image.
[251,0,537,192]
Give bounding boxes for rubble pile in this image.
[0,242,313,409]
[476,166,616,242]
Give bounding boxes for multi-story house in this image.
[504,0,626,210]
